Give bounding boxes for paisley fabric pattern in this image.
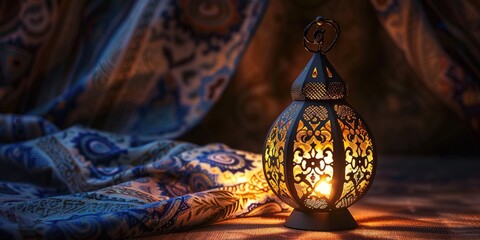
[0,115,287,239]
[0,0,266,138]
[371,0,480,131]
[0,0,273,238]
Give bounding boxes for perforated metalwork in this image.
[263,102,301,208]
[303,82,328,100]
[296,82,347,101]
[264,32,376,214]
[303,105,328,121]
[293,105,334,210]
[291,81,305,101]
[334,104,375,209]
[327,82,347,99]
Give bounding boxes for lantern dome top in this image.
[292,17,347,101]
[291,53,348,101]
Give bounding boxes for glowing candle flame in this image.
[315,180,331,199]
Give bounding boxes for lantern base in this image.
[284,208,357,231]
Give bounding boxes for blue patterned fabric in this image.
[0,0,266,138]
[0,0,278,238]
[0,115,286,239]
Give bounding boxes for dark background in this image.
[182,0,480,155]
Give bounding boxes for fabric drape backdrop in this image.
[0,0,266,138]
[1,0,479,239]
[371,0,480,131]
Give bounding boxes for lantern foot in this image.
[284,209,357,231]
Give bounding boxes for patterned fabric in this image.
[0,0,266,137]
[370,0,480,131]
[0,0,275,238]
[0,115,286,239]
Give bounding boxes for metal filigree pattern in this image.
[303,105,328,121]
[263,102,300,208]
[303,82,327,100]
[265,48,377,214]
[334,104,374,208]
[292,105,334,209]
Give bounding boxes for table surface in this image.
[140,156,480,239]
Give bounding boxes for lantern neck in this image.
[290,52,348,101]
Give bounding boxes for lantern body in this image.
[262,52,376,230]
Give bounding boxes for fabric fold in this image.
[0,115,287,238]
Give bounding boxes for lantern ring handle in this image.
[303,16,340,54]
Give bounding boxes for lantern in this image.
[262,16,377,231]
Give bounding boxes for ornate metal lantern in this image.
[262,16,377,231]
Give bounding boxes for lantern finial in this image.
[303,16,340,54]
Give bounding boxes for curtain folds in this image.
[0,0,266,138]
[370,0,480,131]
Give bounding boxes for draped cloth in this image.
[370,0,480,131]
[0,0,282,239]
[0,0,266,138]
[0,115,286,239]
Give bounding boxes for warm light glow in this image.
[237,176,247,183]
[315,181,331,199]
[262,18,376,232]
